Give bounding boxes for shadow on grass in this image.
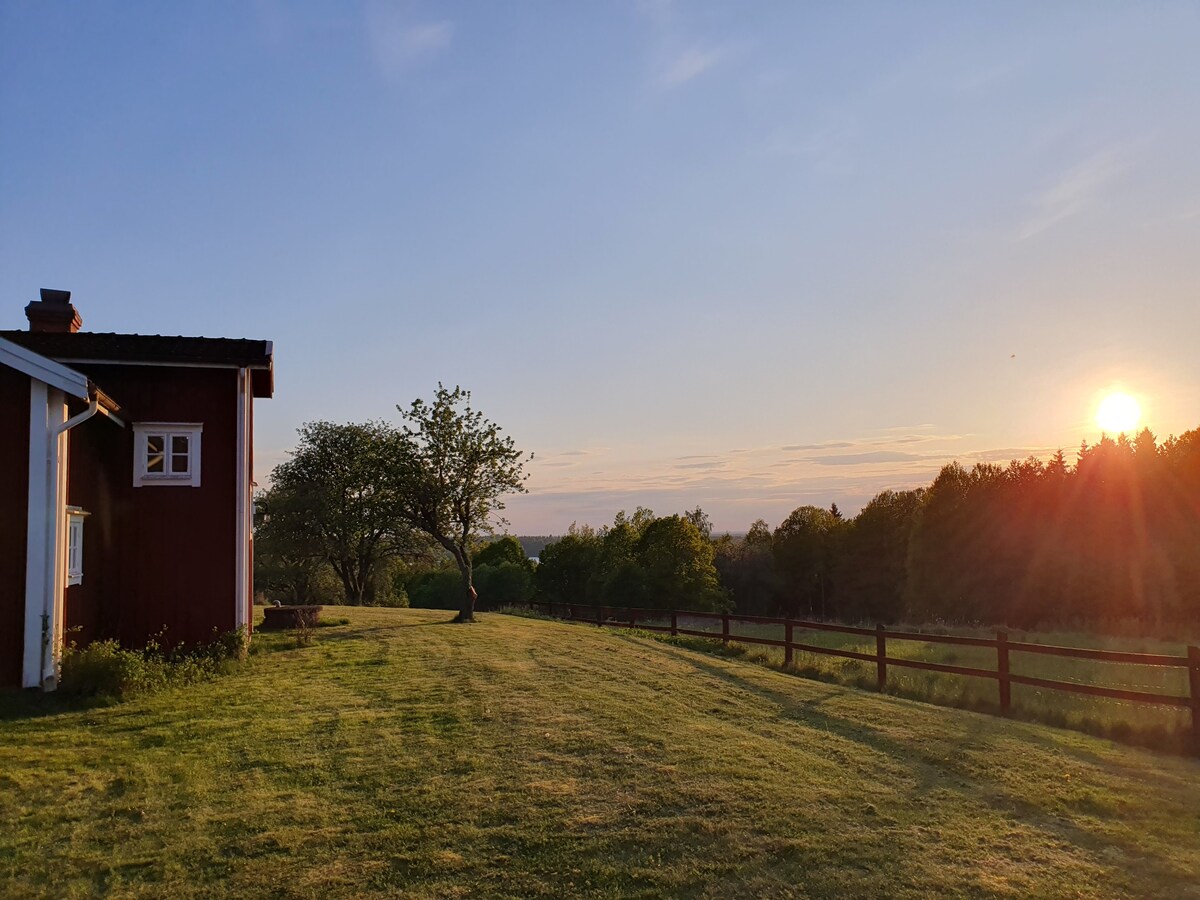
[609,627,1197,758]
[645,641,1200,884]
[0,687,119,722]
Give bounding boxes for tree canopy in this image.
[394,385,530,621]
[265,421,425,604]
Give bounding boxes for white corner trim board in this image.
[234,368,250,631]
[22,383,69,689]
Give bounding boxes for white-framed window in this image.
[66,509,87,586]
[133,423,203,487]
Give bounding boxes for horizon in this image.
[3,2,1198,533]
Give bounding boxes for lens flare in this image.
[1095,392,1141,434]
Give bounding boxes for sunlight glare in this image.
[1095,392,1141,434]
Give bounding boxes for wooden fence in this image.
[521,600,1200,751]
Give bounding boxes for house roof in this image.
[0,331,274,398]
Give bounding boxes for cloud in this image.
[658,44,728,87]
[806,451,931,466]
[366,2,452,79]
[1016,147,1129,240]
[964,447,1057,463]
[674,461,727,470]
[782,441,854,452]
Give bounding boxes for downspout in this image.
[56,397,124,435]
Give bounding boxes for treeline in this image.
[536,427,1200,629]
[258,421,1200,630]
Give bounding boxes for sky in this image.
[2,1,1199,534]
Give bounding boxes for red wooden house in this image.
[1,290,273,690]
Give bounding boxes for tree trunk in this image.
[453,554,475,622]
[336,566,365,605]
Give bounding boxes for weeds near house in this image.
[58,626,249,701]
[291,609,317,647]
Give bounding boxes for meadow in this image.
[2,607,1199,898]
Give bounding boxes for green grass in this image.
[593,613,1197,753]
[2,607,1199,898]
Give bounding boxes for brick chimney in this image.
[25,288,82,333]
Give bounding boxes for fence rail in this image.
[519,600,1200,751]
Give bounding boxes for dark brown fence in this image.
[520,600,1200,751]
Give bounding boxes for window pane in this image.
[146,435,165,473]
[172,435,189,454]
[170,452,190,474]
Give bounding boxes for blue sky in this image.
[3,1,1198,532]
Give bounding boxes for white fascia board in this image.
[0,337,90,400]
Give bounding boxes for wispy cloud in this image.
[782,441,854,452]
[756,114,860,175]
[511,430,1067,533]
[1016,147,1129,240]
[637,0,737,90]
[658,44,728,88]
[365,1,452,80]
[806,450,930,466]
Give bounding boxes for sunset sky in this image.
[2,2,1198,533]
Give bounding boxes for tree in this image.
[268,421,426,604]
[535,525,603,604]
[636,515,727,611]
[773,506,842,618]
[394,385,530,622]
[834,489,922,622]
[473,535,533,572]
[713,526,780,616]
[684,506,713,540]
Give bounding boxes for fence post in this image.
[721,613,730,645]
[630,609,637,630]
[784,620,794,669]
[1188,646,1200,755]
[998,630,1011,715]
[876,624,886,692]
[597,604,604,628]
[670,610,678,636]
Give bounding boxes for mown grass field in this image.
[596,613,1197,751]
[3,607,1200,898]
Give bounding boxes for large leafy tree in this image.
[635,515,727,611]
[395,385,530,622]
[268,421,426,604]
[535,525,603,604]
[253,484,337,603]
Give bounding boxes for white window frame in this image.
[66,508,87,586]
[133,423,203,487]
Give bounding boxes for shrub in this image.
[58,627,250,701]
[407,570,463,609]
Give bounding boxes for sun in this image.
[1095,391,1141,434]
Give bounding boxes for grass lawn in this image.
[644,615,1198,750]
[2,607,1199,898]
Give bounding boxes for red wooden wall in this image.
[66,365,241,650]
